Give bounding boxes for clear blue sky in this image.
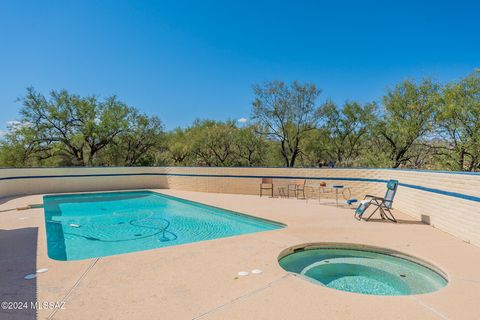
[0,1,479,132]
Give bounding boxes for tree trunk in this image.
[458,149,465,171]
[280,140,290,167]
[289,148,299,167]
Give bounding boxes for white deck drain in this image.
[238,271,249,276]
[251,269,262,274]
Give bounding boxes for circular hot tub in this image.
[278,243,447,296]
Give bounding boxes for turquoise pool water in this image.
[279,246,447,296]
[43,191,283,261]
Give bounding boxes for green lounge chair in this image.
[354,180,399,222]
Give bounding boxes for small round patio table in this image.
[330,185,352,207]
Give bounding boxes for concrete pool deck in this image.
[1,189,480,319]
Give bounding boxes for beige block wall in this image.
[1,166,479,246]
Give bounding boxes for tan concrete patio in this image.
[1,189,480,320]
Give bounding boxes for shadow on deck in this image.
[0,227,38,320]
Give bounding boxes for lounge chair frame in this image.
[355,180,399,223]
[360,195,397,222]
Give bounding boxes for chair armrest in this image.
[364,195,385,201]
[364,194,375,198]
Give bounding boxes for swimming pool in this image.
[43,191,283,260]
[278,243,447,296]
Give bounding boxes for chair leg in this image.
[271,188,273,198]
[383,207,397,222]
[365,205,397,223]
[300,189,305,199]
[364,206,380,221]
[379,207,386,220]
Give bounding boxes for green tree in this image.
[0,121,43,167]
[165,128,192,165]
[299,128,329,167]
[436,71,480,171]
[16,88,130,166]
[188,120,237,166]
[252,81,323,167]
[374,79,440,168]
[321,101,377,167]
[163,121,268,167]
[1,88,165,167]
[102,111,165,166]
[233,125,267,166]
